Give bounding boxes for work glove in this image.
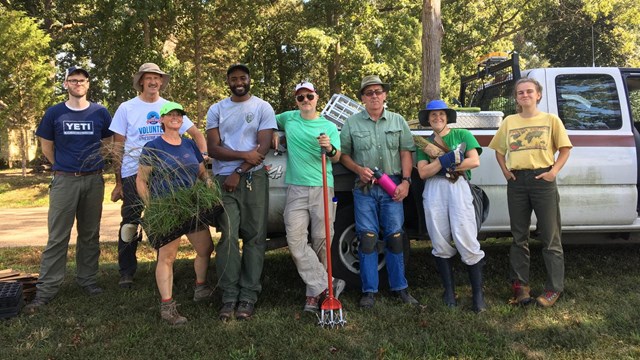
[437,142,466,176]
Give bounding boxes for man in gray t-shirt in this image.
[206,63,276,321]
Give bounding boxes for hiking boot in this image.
[160,300,187,326]
[83,284,104,296]
[393,289,420,306]
[193,284,213,302]
[511,280,533,305]
[218,302,236,322]
[333,278,346,299]
[235,301,255,320]
[359,292,375,309]
[536,290,561,308]
[119,274,134,289]
[303,295,320,313]
[23,296,50,314]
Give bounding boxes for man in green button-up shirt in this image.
[339,75,418,309]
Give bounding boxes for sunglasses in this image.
[363,89,385,97]
[296,93,315,102]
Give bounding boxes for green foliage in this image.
[143,180,222,241]
[0,8,54,130]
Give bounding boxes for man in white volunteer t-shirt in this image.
[109,63,207,290]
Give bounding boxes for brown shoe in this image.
[235,301,255,320]
[536,290,561,307]
[160,300,187,326]
[218,302,236,322]
[510,281,533,305]
[193,284,214,302]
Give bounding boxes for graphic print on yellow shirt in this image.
[508,126,550,152]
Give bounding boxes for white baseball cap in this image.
[294,81,315,94]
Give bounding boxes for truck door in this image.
[621,69,640,211]
[543,68,637,226]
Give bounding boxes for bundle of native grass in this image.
[142,180,222,240]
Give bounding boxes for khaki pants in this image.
[37,173,104,299]
[284,185,335,297]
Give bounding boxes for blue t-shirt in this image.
[35,102,113,172]
[140,137,204,198]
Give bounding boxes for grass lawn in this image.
[1,239,639,359]
[0,169,117,208]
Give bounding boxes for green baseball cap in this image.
[160,101,186,117]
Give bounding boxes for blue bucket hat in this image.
[418,99,457,126]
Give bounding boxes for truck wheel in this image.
[330,205,411,289]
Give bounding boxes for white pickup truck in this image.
[262,54,640,285]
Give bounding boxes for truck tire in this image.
[330,205,410,289]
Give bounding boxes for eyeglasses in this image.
[363,89,385,97]
[67,79,88,85]
[296,93,315,102]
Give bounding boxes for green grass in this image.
[0,170,117,208]
[1,239,639,359]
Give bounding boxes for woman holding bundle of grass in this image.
[136,101,219,326]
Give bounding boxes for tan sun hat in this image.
[358,75,390,100]
[132,63,171,92]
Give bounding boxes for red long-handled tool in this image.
[319,134,346,328]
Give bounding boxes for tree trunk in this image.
[194,16,204,129]
[422,0,443,105]
[327,10,341,95]
[19,127,28,177]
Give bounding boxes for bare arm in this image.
[318,134,341,163]
[495,150,515,181]
[39,138,55,165]
[537,146,571,181]
[455,148,480,172]
[340,153,373,183]
[111,134,126,201]
[417,159,442,179]
[206,128,265,165]
[186,125,207,157]
[135,164,152,205]
[392,150,413,202]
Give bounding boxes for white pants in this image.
[422,176,484,265]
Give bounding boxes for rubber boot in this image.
[467,260,487,313]
[434,256,456,307]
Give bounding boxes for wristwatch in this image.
[402,177,412,184]
[234,167,244,175]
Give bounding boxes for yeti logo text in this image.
[245,112,255,123]
[63,121,94,135]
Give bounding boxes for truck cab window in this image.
[556,74,622,130]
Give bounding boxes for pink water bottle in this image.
[373,167,397,197]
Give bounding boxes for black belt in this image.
[511,166,552,173]
[54,169,103,177]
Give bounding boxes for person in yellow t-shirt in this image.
[488,78,572,308]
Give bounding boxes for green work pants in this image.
[215,169,269,304]
[507,168,564,292]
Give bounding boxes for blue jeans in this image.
[353,177,408,293]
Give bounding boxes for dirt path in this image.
[0,202,122,247]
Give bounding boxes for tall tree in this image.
[422,0,442,105]
[0,8,54,175]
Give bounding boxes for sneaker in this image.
[23,296,50,314]
[235,301,255,320]
[536,290,561,307]
[304,295,320,313]
[510,280,533,305]
[160,299,187,326]
[218,302,236,322]
[83,284,103,296]
[359,292,375,309]
[119,274,134,289]
[193,284,214,302]
[333,278,346,299]
[393,289,420,306]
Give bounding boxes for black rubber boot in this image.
[434,256,456,307]
[467,260,487,313]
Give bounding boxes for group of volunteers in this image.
[24,61,572,326]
